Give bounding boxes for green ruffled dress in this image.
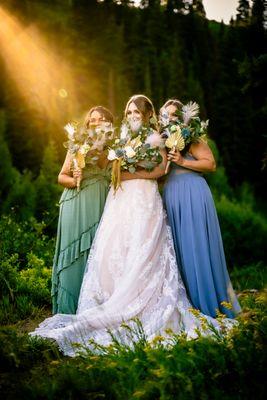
[51,165,110,314]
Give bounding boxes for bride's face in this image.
[126,102,142,121]
[165,104,179,122]
[88,110,106,127]
[126,102,143,131]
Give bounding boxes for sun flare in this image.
[0,6,78,123]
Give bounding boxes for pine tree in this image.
[0,112,37,220]
[251,0,266,28]
[185,61,205,110]
[166,0,185,14]
[191,0,206,17]
[236,0,251,25]
[4,170,37,221]
[35,140,61,232]
[166,37,186,100]
[140,0,161,8]
[249,0,267,55]
[0,111,19,213]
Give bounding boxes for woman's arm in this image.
[121,149,167,181]
[58,152,82,188]
[167,140,216,173]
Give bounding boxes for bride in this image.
[30,95,235,356]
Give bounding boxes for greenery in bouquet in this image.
[160,101,209,151]
[160,101,209,172]
[107,119,164,191]
[63,121,115,190]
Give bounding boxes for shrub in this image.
[215,195,267,267]
[231,263,267,291]
[18,252,51,306]
[0,252,52,324]
[206,139,233,198]
[34,140,62,234]
[3,170,37,221]
[0,214,55,268]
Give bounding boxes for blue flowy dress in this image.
[163,154,241,318]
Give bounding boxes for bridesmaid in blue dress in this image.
[161,99,241,318]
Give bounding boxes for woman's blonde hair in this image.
[159,99,183,116]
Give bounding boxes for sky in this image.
[133,1,242,24]
[203,0,240,24]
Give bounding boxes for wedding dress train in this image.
[30,180,235,356]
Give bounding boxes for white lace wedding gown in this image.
[30,179,234,356]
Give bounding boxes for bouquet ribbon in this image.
[111,158,122,192]
[73,151,85,192]
[165,145,176,174]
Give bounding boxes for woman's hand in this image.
[165,141,216,173]
[167,149,185,166]
[73,168,82,183]
[58,152,83,188]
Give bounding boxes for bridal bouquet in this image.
[64,121,115,190]
[160,102,209,173]
[107,120,164,191]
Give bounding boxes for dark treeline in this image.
[0,0,266,213]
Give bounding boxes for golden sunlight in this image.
[0,6,78,124]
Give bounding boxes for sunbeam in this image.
[0,6,79,124]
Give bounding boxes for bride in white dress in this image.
[30,95,235,356]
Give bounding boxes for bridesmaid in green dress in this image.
[52,106,113,314]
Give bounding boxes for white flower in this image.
[159,108,170,126]
[120,124,129,139]
[95,126,102,134]
[107,149,119,161]
[100,121,112,133]
[87,128,95,138]
[130,136,142,149]
[182,102,199,125]
[64,123,75,139]
[80,144,90,155]
[91,139,105,151]
[200,119,209,132]
[125,146,136,158]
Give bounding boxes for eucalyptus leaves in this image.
[63,102,208,191]
[107,120,164,191]
[64,121,115,190]
[160,101,209,173]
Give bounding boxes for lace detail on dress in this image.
[30,179,237,356]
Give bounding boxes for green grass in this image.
[0,291,266,400]
[231,263,267,292]
[0,215,266,399]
